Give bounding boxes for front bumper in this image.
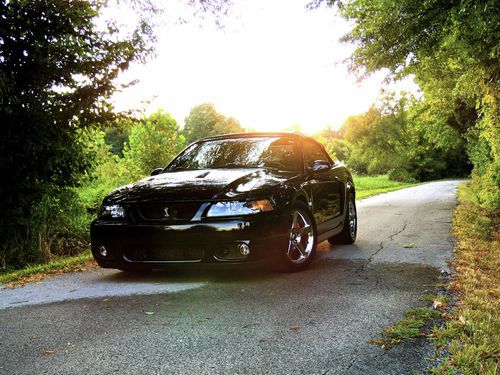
[90,212,289,269]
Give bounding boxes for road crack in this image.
[367,242,384,265]
[358,221,408,272]
[346,357,356,370]
[388,221,408,241]
[356,241,383,271]
[322,356,356,375]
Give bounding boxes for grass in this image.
[368,182,499,373]
[423,293,450,308]
[354,174,419,199]
[0,251,95,287]
[429,183,499,374]
[0,174,419,286]
[369,307,442,349]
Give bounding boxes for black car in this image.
[91,132,357,272]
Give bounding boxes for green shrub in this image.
[388,168,417,183]
[123,110,186,177]
[0,186,90,271]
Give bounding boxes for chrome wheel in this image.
[287,209,314,264]
[348,198,357,239]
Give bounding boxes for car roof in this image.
[198,132,309,142]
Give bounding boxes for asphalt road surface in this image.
[0,180,460,375]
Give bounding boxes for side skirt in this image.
[317,221,344,243]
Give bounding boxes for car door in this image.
[302,139,344,235]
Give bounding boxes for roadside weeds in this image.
[0,251,96,288]
[369,182,499,374]
[429,183,499,374]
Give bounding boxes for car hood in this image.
[104,168,299,203]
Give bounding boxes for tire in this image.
[328,193,357,245]
[279,201,317,272]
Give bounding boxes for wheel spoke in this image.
[298,224,311,236]
[287,242,294,257]
[287,209,315,264]
[287,241,299,257]
[292,211,299,228]
[293,240,306,257]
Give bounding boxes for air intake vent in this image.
[135,202,200,222]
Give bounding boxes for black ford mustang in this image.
[91,132,357,272]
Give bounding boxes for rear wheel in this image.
[280,201,317,272]
[328,193,357,245]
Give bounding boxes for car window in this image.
[167,137,302,171]
[303,140,331,168]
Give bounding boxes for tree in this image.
[183,103,244,143]
[341,98,409,175]
[316,91,470,180]
[103,118,136,157]
[123,110,186,178]
[0,0,154,268]
[76,110,186,214]
[315,0,499,206]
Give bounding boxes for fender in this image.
[293,185,313,212]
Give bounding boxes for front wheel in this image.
[279,201,317,272]
[328,193,357,245]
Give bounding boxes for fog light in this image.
[99,245,108,257]
[238,243,250,256]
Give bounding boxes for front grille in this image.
[124,247,204,262]
[135,202,200,222]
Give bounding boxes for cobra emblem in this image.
[164,207,170,217]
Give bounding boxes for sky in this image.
[111,0,419,135]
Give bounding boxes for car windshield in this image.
[167,137,302,172]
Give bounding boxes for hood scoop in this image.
[195,171,211,179]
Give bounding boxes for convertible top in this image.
[200,132,306,141]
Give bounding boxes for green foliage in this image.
[123,110,186,178]
[103,118,135,157]
[324,0,499,207]
[0,0,155,269]
[428,183,500,374]
[0,185,90,271]
[314,126,348,161]
[76,127,125,212]
[316,91,470,181]
[0,251,93,286]
[76,110,186,213]
[183,103,244,143]
[341,99,408,175]
[353,175,417,199]
[334,0,499,80]
[370,307,441,349]
[387,168,416,184]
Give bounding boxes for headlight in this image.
[100,204,126,219]
[206,199,274,217]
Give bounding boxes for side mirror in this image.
[310,160,331,173]
[151,168,163,176]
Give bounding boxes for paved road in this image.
[0,180,460,374]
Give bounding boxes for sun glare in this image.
[112,0,419,134]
